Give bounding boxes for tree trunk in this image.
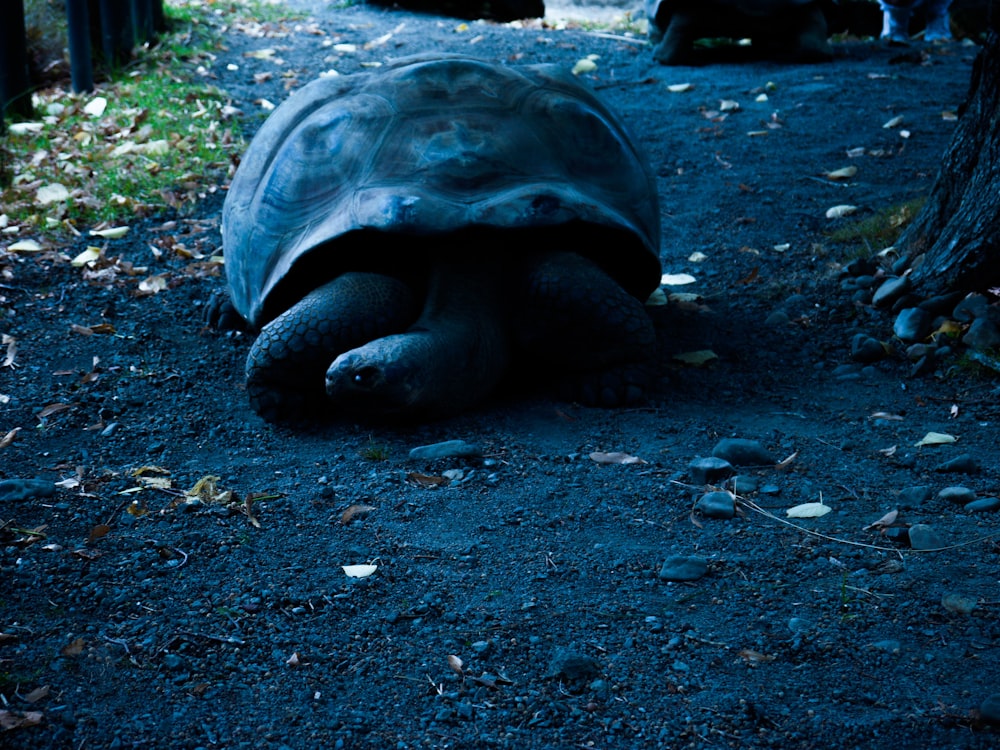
[902,22,1000,296]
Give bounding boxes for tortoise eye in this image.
[353,366,380,388]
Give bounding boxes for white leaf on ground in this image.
[667,82,693,92]
[36,183,70,206]
[342,564,377,578]
[825,205,858,219]
[661,273,696,286]
[914,431,957,447]
[786,502,832,518]
[8,239,44,252]
[84,97,108,117]
[90,226,129,239]
[882,115,904,129]
[589,451,646,465]
[825,166,857,180]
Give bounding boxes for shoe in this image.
[881,7,911,45]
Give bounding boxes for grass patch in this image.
[826,197,925,256]
[360,435,391,461]
[0,0,290,231]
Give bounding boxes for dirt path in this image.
[2,3,998,748]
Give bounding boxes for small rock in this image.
[408,440,482,461]
[934,454,980,474]
[731,475,758,494]
[688,456,733,486]
[764,310,791,327]
[897,485,933,508]
[546,648,601,681]
[952,293,990,323]
[850,333,886,363]
[937,486,976,504]
[893,307,931,343]
[918,291,963,315]
[0,478,57,503]
[695,490,736,519]
[871,639,901,654]
[963,318,1000,350]
[941,593,977,615]
[871,275,910,308]
[965,497,1000,513]
[712,438,775,467]
[980,693,1000,725]
[658,555,708,582]
[760,483,781,495]
[908,523,944,550]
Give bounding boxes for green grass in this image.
[826,198,926,256]
[0,0,280,229]
[360,436,391,461]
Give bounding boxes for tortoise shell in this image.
[222,54,661,328]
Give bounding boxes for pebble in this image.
[871,275,910,308]
[893,308,930,343]
[408,440,482,461]
[941,593,978,614]
[731,475,758,494]
[934,454,979,474]
[937,486,976,504]
[687,456,733,485]
[0,478,57,503]
[897,485,933,508]
[850,333,885,363]
[908,524,944,550]
[871,639,901,654]
[963,318,1000,350]
[711,438,775,466]
[545,648,601,681]
[658,555,708,582]
[965,497,1000,513]
[695,491,735,519]
[980,693,1000,725]
[952,293,989,322]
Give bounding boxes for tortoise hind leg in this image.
[512,252,657,407]
[246,272,417,422]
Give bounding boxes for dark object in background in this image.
[366,0,544,22]
[0,0,33,119]
[646,0,833,65]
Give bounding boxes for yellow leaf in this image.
[786,502,831,518]
[342,564,377,578]
[138,274,168,295]
[8,239,44,252]
[455,22,469,32]
[914,431,957,447]
[572,57,598,75]
[71,247,102,267]
[36,183,70,206]
[90,226,129,239]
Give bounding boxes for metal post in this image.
[68,0,95,93]
[98,0,133,68]
[131,0,153,45]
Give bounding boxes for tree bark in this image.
[902,24,1000,295]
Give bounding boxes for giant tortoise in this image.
[218,54,662,421]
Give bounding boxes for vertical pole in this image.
[131,0,153,45]
[98,0,134,68]
[68,0,95,93]
[0,0,33,119]
[152,0,166,33]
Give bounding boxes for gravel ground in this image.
[2,2,999,748]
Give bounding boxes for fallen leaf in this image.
[87,524,111,543]
[826,205,858,219]
[863,509,899,531]
[333,43,357,53]
[8,239,44,252]
[882,115,904,129]
[406,472,449,488]
[8,121,44,134]
[286,652,301,667]
[738,649,775,665]
[341,504,376,524]
[37,403,72,419]
[673,350,718,366]
[949,404,959,419]
[914,431,957,447]
[645,288,668,306]
[774,451,798,470]
[0,710,44,730]
[589,451,646,465]
[870,411,904,421]
[667,82,693,92]
[571,56,598,75]
[719,99,740,112]
[2,335,16,368]
[448,654,464,675]
[62,637,85,656]
[941,110,958,121]
[661,273,696,286]
[84,96,107,117]
[688,251,708,263]
[137,274,169,295]
[342,564,377,578]
[825,166,857,180]
[70,247,102,267]
[24,686,49,704]
[879,445,898,457]
[36,183,70,206]
[0,427,20,449]
[786,502,831,518]
[90,226,129,239]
